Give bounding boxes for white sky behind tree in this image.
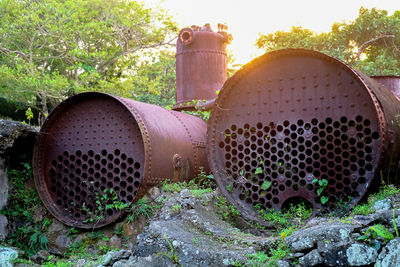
[144,0,400,65]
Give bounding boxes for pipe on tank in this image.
[173,24,230,111]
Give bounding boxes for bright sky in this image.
[144,0,400,65]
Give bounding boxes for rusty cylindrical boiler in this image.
[33,92,208,228]
[207,49,400,224]
[173,23,230,111]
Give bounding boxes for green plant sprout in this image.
[25,107,34,124]
[254,156,264,175]
[358,224,394,242]
[156,234,181,266]
[393,209,399,237]
[83,188,129,225]
[261,181,271,190]
[312,177,329,205]
[226,183,233,193]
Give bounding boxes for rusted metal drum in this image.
[207,49,400,223]
[33,92,208,228]
[174,24,229,111]
[371,76,400,101]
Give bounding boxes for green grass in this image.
[245,241,290,267]
[190,188,213,198]
[352,184,400,216]
[215,196,240,221]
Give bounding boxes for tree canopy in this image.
[0,0,178,117]
[256,7,400,75]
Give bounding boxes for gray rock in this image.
[299,249,323,266]
[110,235,122,250]
[373,198,392,212]
[290,252,304,258]
[180,189,192,198]
[111,255,175,267]
[30,249,50,264]
[285,222,355,252]
[0,246,18,267]
[0,120,37,155]
[375,237,400,267]
[0,158,7,211]
[47,247,63,257]
[346,243,377,266]
[0,215,8,241]
[276,260,290,267]
[146,187,161,200]
[323,244,348,267]
[55,234,71,251]
[373,209,400,226]
[33,206,47,223]
[48,220,66,234]
[102,249,131,266]
[75,259,87,267]
[47,220,68,247]
[132,190,265,266]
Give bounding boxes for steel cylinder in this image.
[371,76,400,101]
[33,92,208,228]
[174,24,229,110]
[206,49,400,223]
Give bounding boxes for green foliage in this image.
[283,202,313,221]
[246,241,289,267]
[254,204,290,229]
[64,239,85,258]
[256,7,400,75]
[24,107,33,124]
[127,197,157,223]
[312,178,329,205]
[215,196,240,222]
[0,0,178,112]
[358,224,394,242]
[161,167,215,193]
[131,50,176,107]
[170,204,182,213]
[253,200,312,234]
[352,184,400,215]
[82,188,129,225]
[190,188,213,198]
[162,180,195,193]
[261,181,271,190]
[1,162,49,257]
[195,167,216,189]
[157,234,180,265]
[394,209,399,238]
[369,184,400,203]
[351,203,373,216]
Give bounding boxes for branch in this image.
[0,46,27,60]
[356,34,395,60]
[97,36,177,73]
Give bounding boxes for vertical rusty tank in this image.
[33,92,208,229]
[371,76,400,101]
[207,49,400,224]
[174,23,230,111]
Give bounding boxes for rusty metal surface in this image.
[33,92,208,228]
[173,24,229,111]
[371,76,400,101]
[207,49,400,224]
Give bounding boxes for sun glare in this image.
[145,0,400,65]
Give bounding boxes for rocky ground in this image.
[0,120,400,267]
